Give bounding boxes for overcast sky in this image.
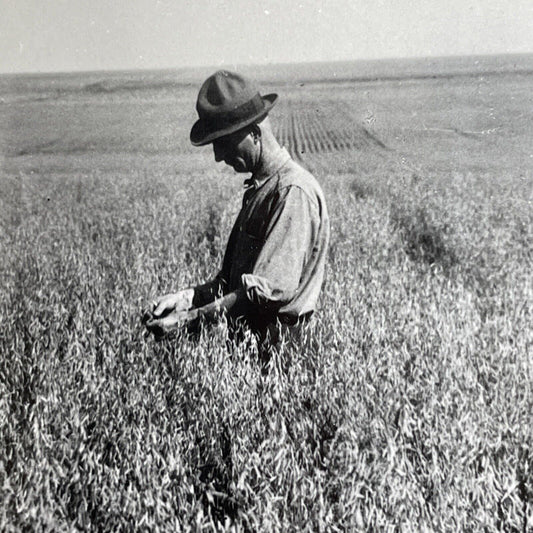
[2,0,533,73]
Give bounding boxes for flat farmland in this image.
[1,55,532,531]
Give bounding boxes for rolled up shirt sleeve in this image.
[241,185,316,311]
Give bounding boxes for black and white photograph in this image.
[1,1,532,530]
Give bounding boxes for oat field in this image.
[1,55,532,531]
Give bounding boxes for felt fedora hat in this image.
[190,70,278,146]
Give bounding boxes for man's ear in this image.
[251,124,261,144]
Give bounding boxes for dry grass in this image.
[1,58,532,531]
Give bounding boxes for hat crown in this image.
[190,70,278,146]
[197,70,259,117]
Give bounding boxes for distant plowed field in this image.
[274,96,391,160]
[1,56,532,531]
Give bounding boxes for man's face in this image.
[212,127,258,173]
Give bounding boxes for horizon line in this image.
[2,51,532,77]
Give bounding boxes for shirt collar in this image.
[244,147,291,189]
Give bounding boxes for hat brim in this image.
[190,93,278,146]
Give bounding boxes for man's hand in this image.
[142,289,195,338]
[144,308,198,338]
[152,289,195,318]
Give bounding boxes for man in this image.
[145,70,329,358]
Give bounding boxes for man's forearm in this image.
[190,288,246,322]
[192,276,227,308]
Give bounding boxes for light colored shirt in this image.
[194,147,329,324]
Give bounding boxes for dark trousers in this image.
[228,312,313,370]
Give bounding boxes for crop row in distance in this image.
[273,97,391,160]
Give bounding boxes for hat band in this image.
[202,93,265,132]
